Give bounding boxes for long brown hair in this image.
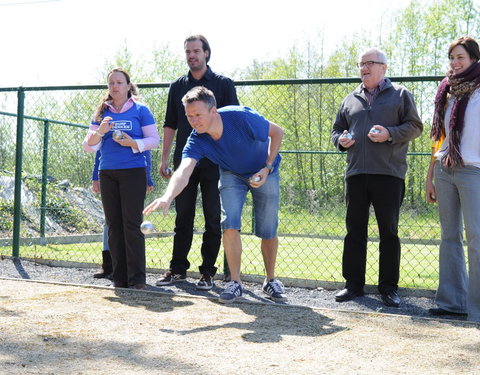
[448,36,480,62]
[93,68,140,123]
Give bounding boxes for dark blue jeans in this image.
[343,174,405,294]
[170,165,221,277]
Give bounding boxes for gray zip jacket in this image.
[331,78,423,180]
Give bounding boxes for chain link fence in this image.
[0,77,443,290]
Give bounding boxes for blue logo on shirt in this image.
[110,121,132,131]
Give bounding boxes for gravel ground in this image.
[0,256,459,321]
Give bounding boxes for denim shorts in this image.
[219,168,280,239]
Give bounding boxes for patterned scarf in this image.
[431,62,480,167]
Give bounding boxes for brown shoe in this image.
[131,283,146,290]
[113,281,128,288]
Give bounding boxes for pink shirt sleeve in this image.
[82,124,102,153]
[134,124,160,153]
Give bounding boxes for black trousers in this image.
[100,168,146,286]
[170,165,221,277]
[343,174,405,294]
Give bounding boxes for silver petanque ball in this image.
[164,168,173,176]
[112,129,123,140]
[344,132,353,140]
[369,127,380,134]
[249,175,261,183]
[140,221,155,234]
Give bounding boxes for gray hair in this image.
[360,48,388,64]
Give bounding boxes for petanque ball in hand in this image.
[369,127,380,134]
[344,132,353,140]
[112,129,123,140]
[164,168,173,176]
[140,221,155,234]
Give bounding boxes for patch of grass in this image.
[0,200,16,231]
[0,203,443,290]
[0,199,29,232]
[1,232,440,290]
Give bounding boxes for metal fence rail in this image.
[0,76,444,290]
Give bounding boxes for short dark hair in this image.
[182,86,217,109]
[448,36,480,62]
[184,34,211,63]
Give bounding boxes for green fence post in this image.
[12,88,25,257]
[39,120,50,245]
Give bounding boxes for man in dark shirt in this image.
[157,34,239,290]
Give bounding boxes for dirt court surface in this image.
[1,278,479,375]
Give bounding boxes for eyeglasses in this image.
[356,61,385,69]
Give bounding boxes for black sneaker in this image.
[155,271,186,286]
[428,307,467,316]
[196,274,214,291]
[93,269,113,280]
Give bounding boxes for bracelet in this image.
[95,130,105,137]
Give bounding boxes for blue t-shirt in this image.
[182,106,281,178]
[92,102,155,170]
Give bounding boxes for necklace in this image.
[112,101,126,112]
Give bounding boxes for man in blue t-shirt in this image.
[144,86,286,303]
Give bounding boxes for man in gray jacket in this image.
[331,47,423,307]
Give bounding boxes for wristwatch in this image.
[264,163,274,174]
